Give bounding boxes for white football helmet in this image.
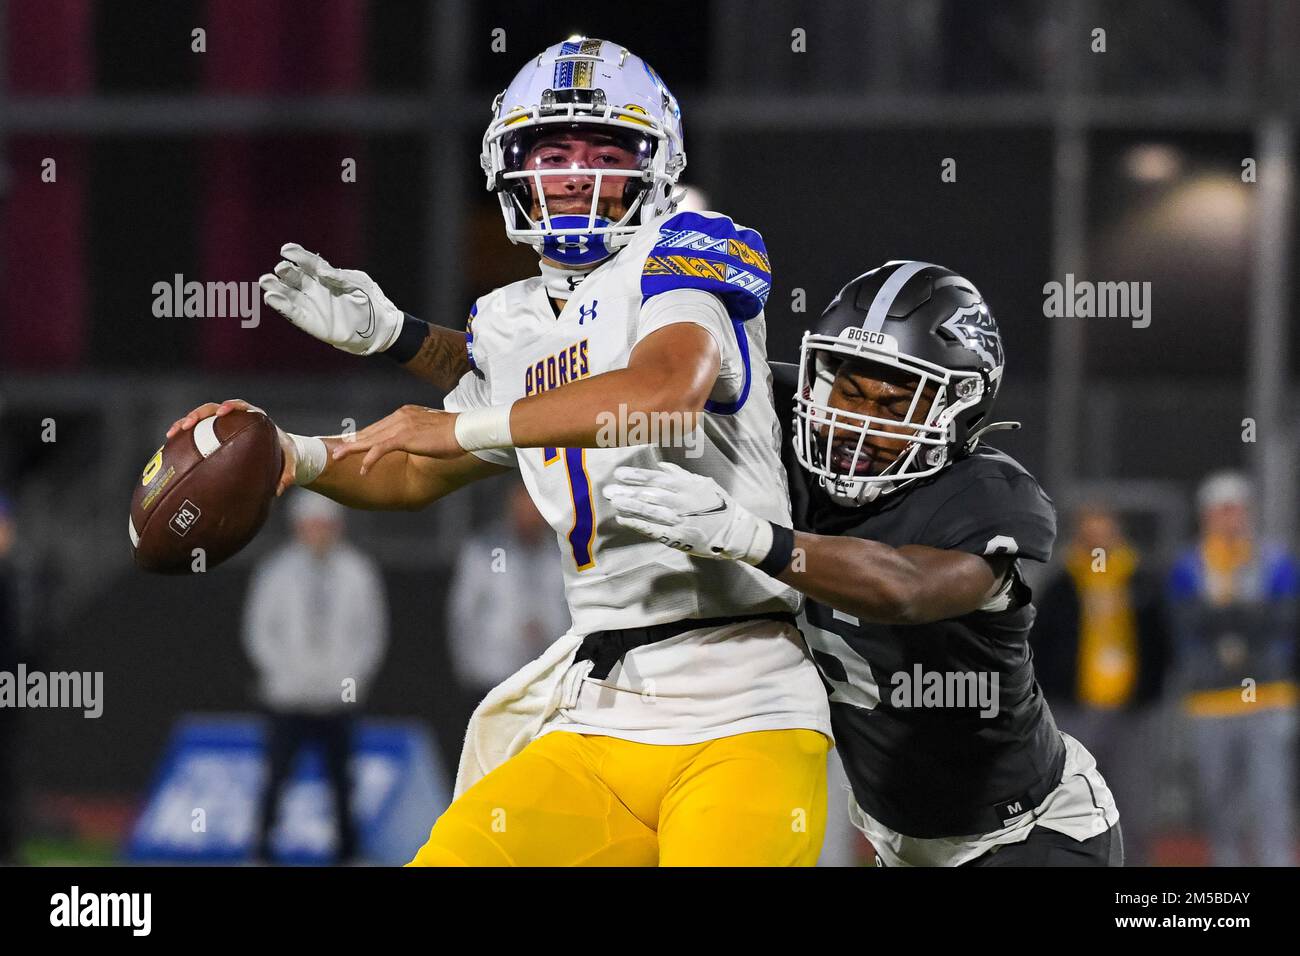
[480,37,687,266]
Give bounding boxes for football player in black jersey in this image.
[604,261,1123,866]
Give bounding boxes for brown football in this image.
[129,409,283,574]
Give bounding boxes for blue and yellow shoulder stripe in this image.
[640,212,769,415]
[640,211,771,322]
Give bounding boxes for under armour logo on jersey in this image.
[940,303,1004,368]
[578,300,598,325]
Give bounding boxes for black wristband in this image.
[755,522,796,577]
[385,313,430,364]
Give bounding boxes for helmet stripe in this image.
[861,260,939,333]
[554,41,578,88]
[554,38,605,89]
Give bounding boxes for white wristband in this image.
[285,431,328,485]
[454,403,515,451]
[735,514,776,566]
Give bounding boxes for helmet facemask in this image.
[793,332,990,506]
[483,89,684,266]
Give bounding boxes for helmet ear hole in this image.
[505,183,534,225]
[622,177,643,208]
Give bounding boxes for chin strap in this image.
[966,420,1022,447]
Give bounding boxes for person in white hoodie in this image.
[243,490,389,863]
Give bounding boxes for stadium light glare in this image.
[1125,143,1182,184]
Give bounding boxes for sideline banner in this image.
[126,714,449,864]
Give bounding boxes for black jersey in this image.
[772,363,1066,839]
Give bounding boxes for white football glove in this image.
[602,462,775,564]
[258,243,404,357]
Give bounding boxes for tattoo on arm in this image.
[402,324,473,391]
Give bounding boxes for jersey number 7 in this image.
[544,447,596,570]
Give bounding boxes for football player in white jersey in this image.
[168,38,831,866]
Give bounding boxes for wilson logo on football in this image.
[168,500,202,537]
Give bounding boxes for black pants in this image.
[257,710,357,863]
[965,821,1124,866]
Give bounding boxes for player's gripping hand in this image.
[602,462,775,564]
[165,399,298,496]
[259,243,404,356]
[329,404,463,475]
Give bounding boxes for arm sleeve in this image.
[442,368,518,469]
[919,473,1057,563]
[636,288,745,403]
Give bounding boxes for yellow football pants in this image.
[408,728,829,866]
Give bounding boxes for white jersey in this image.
[444,209,831,744]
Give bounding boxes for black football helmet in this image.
[793,260,1016,505]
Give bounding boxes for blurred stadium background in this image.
[0,0,1296,864]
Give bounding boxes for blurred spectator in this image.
[1168,471,1298,866]
[447,481,569,703]
[0,495,16,862]
[243,491,389,864]
[1033,504,1170,864]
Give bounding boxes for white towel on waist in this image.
[453,630,588,799]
